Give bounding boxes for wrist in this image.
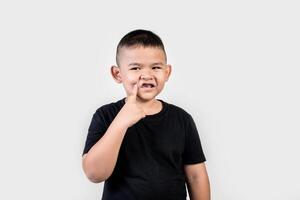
[112,115,130,130]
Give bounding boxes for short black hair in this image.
[116,29,167,66]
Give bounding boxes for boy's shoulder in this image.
[96,98,125,111]
[92,98,125,119]
[165,100,194,120]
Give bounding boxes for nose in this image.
[140,74,154,81]
[140,69,154,80]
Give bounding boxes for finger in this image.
[132,83,139,97]
[128,79,140,100]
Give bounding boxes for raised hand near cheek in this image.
[127,81,139,102]
[116,79,146,128]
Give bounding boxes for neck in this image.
[125,97,162,115]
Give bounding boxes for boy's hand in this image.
[116,79,146,128]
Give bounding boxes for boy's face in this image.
[111,46,172,102]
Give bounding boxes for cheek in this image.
[127,76,137,83]
[122,75,139,91]
[124,73,140,83]
[156,73,167,81]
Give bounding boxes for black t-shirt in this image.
[82,97,206,200]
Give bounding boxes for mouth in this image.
[141,83,155,88]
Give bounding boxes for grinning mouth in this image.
[141,83,155,88]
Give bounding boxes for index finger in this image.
[128,79,140,100]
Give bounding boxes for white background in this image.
[0,0,299,199]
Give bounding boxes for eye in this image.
[153,66,161,70]
[130,67,140,70]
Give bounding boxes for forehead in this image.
[118,46,166,66]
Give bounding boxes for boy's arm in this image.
[184,162,211,200]
[82,81,145,183]
[82,118,128,183]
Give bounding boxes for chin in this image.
[138,94,158,101]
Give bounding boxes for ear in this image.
[111,65,122,83]
[164,64,172,82]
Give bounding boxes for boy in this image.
[82,29,210,200]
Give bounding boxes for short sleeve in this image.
[82,109,108,156]
[182,114,206,164]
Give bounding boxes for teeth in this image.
[142,84,154,88]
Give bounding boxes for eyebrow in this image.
[128,63,142,67]
[128,62,164,67]
[151,62,164,66]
